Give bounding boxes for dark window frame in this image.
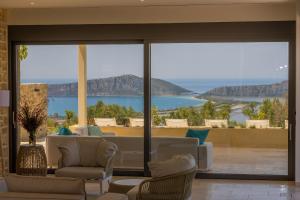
[8,21,296,180]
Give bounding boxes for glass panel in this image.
[151,42,289,175]
[87,44,144,170]
[18,44,144,171]
[18,45,78,167]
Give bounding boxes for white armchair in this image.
[55,139,118,194]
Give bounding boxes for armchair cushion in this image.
[148,154,196,178]
[0,192,84,200]
[96,140,118,167]
[4,174,85,195]
[57,141,80,167]
[78,140,101,167]
[55,167,106,179]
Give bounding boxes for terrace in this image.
[22,121,288,175]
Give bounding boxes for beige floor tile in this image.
[86,178,296,200]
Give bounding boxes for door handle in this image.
[12,111,16,129]
[289,123,292,141]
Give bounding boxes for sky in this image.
[20,42,289,81]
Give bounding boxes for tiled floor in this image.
[211,147,288,175]
[86,178,298,200]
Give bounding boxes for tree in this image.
[18,45,28,61]
[64,110,77,127]
[200,100,216,120]
[257,98,274,121]
[242,98,288,127]
[217,104,231,120]
[242,102,258,119]
[271,98,288,127]
[169,107,203,126]
[87,101,142,126]
[151,106,162,126]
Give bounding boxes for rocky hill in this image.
[48,74,191,96]
[199,80,288,97]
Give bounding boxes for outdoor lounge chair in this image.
[165,119,188,128]
[129,118,144,127]
[95,118,118,127]
[245,120,270,128]
[205,119,228,128]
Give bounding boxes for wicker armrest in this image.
[137,168,196,200]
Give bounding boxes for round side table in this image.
[108,178,145,194]
[16,144,47,176]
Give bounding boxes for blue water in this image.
[48,96,205,116]
[23,78,286,119]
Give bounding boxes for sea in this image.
[22,78,285,122]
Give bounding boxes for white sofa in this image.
[46,135,213,171]
[0,174,85,200]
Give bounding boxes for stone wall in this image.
[0,9,8,175]
[19,84,48,142]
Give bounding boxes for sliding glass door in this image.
[16,43,144,171]
[18,45,78,149]
[9,22,295,179]
[151,42,289,175]
[86,44,144,171]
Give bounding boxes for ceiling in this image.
[0,0,295,8]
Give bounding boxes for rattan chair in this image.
[136,168,196,200]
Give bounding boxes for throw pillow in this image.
[78,139,101,167]
[96,140,118,167]
[186,129,209,145]
[57,127,72,136]
[57,140,80,167]
[88,125,103,136]
[148,154,196,178]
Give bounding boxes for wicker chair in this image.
[136,168,196,200]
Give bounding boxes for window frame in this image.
[8,21,296,180]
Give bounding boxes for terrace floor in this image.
[210,147,288,175]
[26,141,288,175]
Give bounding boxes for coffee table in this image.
[108,178,145,194]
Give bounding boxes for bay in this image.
[48,96,205,116]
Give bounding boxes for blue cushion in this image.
[88,126,103,136]
[58,127,72,136]
[186,129,209,145]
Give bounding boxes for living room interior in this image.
[0,0,299,200]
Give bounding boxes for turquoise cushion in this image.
[186,129,209,145]
[58,127,72,136]
[88,126,103,136]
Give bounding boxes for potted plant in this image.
[17,95,47,145]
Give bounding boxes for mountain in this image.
[199,80,288,97]
[48,74,191,96]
